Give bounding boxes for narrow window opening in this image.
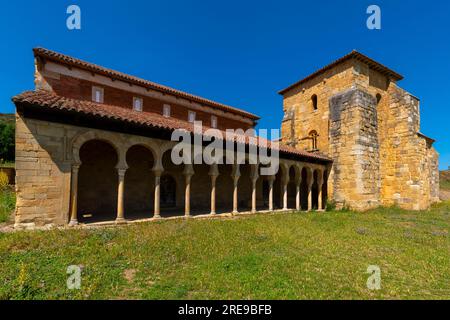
[92,86,104,103]
[163,104,171,117]
[211,116,218,128]
[311,94,318,111]
[309,130,319,151]
[133,97,143,112]
[376,93,382,105]
[188,111,196,123]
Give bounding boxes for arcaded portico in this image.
[66,129,330,225]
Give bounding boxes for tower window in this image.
[311,94,318,111]
[211,116,218,128]
[92,86,104,103]
[376,93,382,105]
[309,130,319,151]
[133,97,143,112]
[163,104,171,117]
[188,111,196,123]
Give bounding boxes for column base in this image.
[153,214,161,219]
[115,218,127,224]
[210,212,217,215]
[68,220,79,227]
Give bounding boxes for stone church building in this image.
[279,51,439,210]
[12,48,438,228]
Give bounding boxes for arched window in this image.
[309,130,319,151]
[376,93,382,105]
[311,94,318,111]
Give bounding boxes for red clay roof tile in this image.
[13,90,331,162]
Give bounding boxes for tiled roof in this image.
[13,90,331,162]
[278,50,404,95]
[33,47,260,121]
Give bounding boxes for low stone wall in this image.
[0,167,15,185]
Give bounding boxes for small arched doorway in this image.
[78,140,118,223]
[322,169,328,209]
[161,175,176,208]
[287,166,297,208]
[124,145,155,220]
[300,167,309,210]
[312,170,319,210]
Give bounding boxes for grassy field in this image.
[0,187,15,223]
[0,163,15,168]
[441,171,450,191]
[0,202,449,300]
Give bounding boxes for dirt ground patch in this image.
[440,189,450,201]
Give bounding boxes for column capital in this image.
[72,162,81,171]
[116,167,128,177]
[209,163,220,177]
[317,176,324,187]
[152,168,163,177]
[231,163,241,178]
[183,164,194,177]
[250,164,259,183]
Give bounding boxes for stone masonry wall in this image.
[329,89,380,210]
[15,114,73,227]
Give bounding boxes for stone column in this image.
[184,164,194,217]
[296,182,301,211]
[307,168,313,211]
[251,179,257,213]
[282,177,288,210]
[251,165,259,213]
[232,164,240,214]
[153,170,162,219]
[69,163,80,226]
[268,176,275,211]
[317,170,324,211]
[116,167,127,223]
[209,164,219,215]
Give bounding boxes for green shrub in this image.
[0,171,8,189]
[0,120,15,163]
[325,200,336,212]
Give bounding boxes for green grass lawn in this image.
[0,202,449,300]
[0,187,15,223]
[0,163,15,168]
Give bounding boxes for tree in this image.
[0,120,15,163]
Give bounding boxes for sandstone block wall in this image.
[329,89,380,210]
[15,114,73,227]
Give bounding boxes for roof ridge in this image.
[33,47,260,120]
[278,50,404,95]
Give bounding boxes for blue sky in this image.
[0,0,449,169]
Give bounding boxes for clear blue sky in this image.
[0,0,449,169]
